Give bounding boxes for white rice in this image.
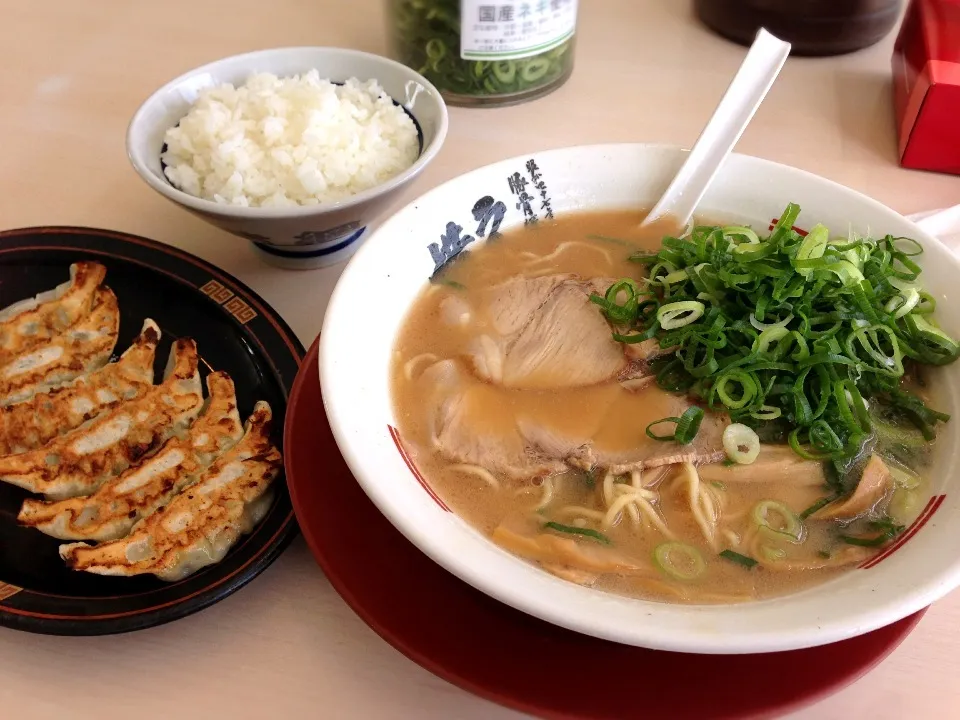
[161,72,420,208]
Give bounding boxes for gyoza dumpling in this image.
[60,401,281,581]
[0,286,120,406]
[0,319,160,456]
[0,261,107,366]
[20,371,244,541]
[0,338,203,500]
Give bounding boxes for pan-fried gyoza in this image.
[0,286,120,406]
[0,319,160,456]
[0,262,283,582]
[59,402,281,581]
[0,339,203,500]
[0,261,107,366]
[19,371,244,541]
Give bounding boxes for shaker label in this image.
[460,0,578,60]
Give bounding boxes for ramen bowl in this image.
[126,46,448,269]
[319,143,960,654]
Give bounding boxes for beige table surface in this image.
[2,1,960,718]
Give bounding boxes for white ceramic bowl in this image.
[127,47,448,270]
[319,143,960,654]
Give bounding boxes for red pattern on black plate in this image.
[287,338,927,720]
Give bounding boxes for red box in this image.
[892,0,960,175]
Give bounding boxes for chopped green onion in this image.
[752,500,803,541]
[492,60,516,83]
[846,324,904,377]
[794,223,829,279]
[645,406,704,445]
[723,226,761,245]
[800,493,841,519]
[599,202,958,462]
[760,546,787,562]
[885,287,921,318]
[722,423,761,464]
[872,415,927,448]
[890,487,921,519]
[654,542,706,580]
[657,300,705,329]
[839,526,903,547]
[711,370,758,410]
[909,314,959,358]
[543,522,612,545]
[582,469,597,489]
[753,326,790,355]
[750,404,782,420]
[888,463,921,489]
[749,312,794,331]
[719,549,758,568]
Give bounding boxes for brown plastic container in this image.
[694,0,903,56]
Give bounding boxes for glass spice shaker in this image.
[387,0,578,107]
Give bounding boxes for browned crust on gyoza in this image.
[0,262,107,366]
[0,320,160,455]
[0,286,121,405]
[18,371,244,541]
[59,402,281,579]
[0,338,203,499]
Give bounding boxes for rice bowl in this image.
[126,47,448,269]
[162,73,421,208]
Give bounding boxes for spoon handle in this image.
[644,28,791,228]
[910,205,960,240]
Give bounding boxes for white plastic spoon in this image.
[643,28,792,229]
[910,204,960,240]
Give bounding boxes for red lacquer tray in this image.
[284,336,926,720]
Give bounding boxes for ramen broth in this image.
[390,210,931,604]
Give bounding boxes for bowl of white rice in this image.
[127,47,448,269]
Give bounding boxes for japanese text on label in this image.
[460,0,578,60]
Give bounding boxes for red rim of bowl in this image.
[285,336,927,720]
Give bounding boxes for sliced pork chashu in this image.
[60,401,282,581]
[20,371,244,541]
[467,274,628,389]
[517,389,728,473]
[420,359,566,479]
[0,261,107,366]
[0,286,120,406]
[0,339,203,500]
[419,358,724,480]
[0,319,160,456]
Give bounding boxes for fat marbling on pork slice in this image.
[413,273,724,479]
[0,338,203,500]
[416,360,726,481]
[60,401,282,581]
[0,319,160,456]
[466,274,631,390]
[19,371,244,541]
[0,261,107,367]
[0,286,120,406]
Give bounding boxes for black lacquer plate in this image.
[0,226,304,635]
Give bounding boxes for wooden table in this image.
[2,1,959,717]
